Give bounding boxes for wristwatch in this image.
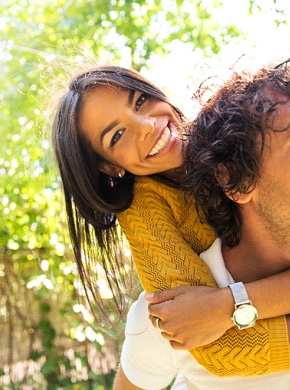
[228,282,258,330]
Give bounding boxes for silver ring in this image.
[156,317,163,333]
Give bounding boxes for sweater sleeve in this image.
[117,176,290,376]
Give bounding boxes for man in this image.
[114,58,290,389]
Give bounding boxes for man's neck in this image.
[222,211,290,283]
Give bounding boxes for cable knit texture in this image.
[117,176,290,376]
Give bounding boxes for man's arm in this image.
[146,270,290,350]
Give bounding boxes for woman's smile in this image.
[147,123,179,158]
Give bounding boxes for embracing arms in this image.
[117,177,290,376]
[146,278,290,349]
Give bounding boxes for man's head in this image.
[185,59,290,248]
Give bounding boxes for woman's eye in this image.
[110,129,124,147]
[136,93,148,110]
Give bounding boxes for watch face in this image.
[234,305,258,327]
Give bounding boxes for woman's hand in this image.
[146,285,234,350]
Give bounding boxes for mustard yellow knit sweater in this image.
[117,176,290,376]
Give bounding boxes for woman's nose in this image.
[136,117,155,141]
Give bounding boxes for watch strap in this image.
[228,282,251,307]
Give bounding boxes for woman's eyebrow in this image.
[100,120,120,145]
[128,89,135,106]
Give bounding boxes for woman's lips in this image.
[147,126,171,157]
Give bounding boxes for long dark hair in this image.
[52,65,184,324]
[185,59,290,248]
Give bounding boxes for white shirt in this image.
[121,239,290,389]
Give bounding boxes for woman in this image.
[52,65,290,377]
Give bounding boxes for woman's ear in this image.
[99,162,125,178]
[214,163,252,204]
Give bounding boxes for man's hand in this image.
[146,285,234,350]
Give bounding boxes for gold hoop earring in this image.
[118,172,123,178]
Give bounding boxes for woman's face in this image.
[79,85,184,176]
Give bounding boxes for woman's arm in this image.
[113,365,145,390]
[114,365,167,390]
[117,176,217,293]
[117,176,290,376]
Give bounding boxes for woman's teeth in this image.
[148,127,171,157]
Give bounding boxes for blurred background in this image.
[1,0,290,388]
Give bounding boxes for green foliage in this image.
[2,0,246,73]
[0,0,288,387]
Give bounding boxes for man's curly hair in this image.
[185,58,290,248]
